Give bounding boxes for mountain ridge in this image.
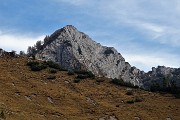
[30,25,180,90]
[34,25,143,87]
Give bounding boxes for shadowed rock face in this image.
[35,25,143,86]
[142,66,180,89]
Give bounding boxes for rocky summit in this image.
[35,25,143,86]
[34,25,180,89]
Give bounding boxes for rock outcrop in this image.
[34,25,180,89]
[142,66,180,89]
[35,25,143,86]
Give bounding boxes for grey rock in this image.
[36,25,143,86]
[47,97,54,104]
[142,66,180,89]
[35,25,180,88]
[99,115,118,120]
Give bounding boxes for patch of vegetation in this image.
[27,61,39,66]
[126,90,134,95]
[49,69,57,74]
[76,74,88,79]
[47,75,56,80]
[126,100,135,104]
[0,108,5,119]
[68,70,75,75]
[174,93,180,99]
[104,48,114,56]
[74,70,95,79]
[27,60,61,71]
[27,61,47,71]
[126,96,144,104]
[111,78,137,88]
[59,68,68,71]
[96,78,105,83]
[150,79,180,98]
[45,61,60,69]
[74,79,81,83]
[134,96,144,102]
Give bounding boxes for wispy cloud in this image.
[0,31,44,52]
[124,53,180,72]
[0,0,179,71]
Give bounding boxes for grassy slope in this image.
[0,56,179,120]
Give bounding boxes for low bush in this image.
[27,61,47,71]
[45,61,60,69]
[104,49,114,55]
[59,68,68,71]
[30,65,43,71]
[134,96,144,102]
[47,75,56,80]
[111,78,136,88]
[68,70,75,75]
[74,70,95,78]
[49,69,57,74]
[27,61,39,66]
[74,79,81,83]
[126,96,143,104]
[76,74,88,79]
[126,90,134,95]
[0,108,5,119]
[96,78,105,83]
[126,100,135,104]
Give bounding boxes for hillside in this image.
[0,56,180,120]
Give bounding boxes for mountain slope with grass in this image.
[0,56,180,120]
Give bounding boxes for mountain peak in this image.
[35,25,142,85]
[33,25,180,89]
[63,25,77,30]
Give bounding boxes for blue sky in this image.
[0,0,180,71]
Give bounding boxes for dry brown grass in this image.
[0,56,179,120]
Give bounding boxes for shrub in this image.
[111,78,136,88]
[96,78,105,83]
[126,100,135,104]
[45,61,60,69]
[74,70,88,74]
[74,70,95,78]
[174,93,180,99]
[134,96,144,102]
[104,48,114,55]
[126,90,134,95]
[30,65,43,71]
[27,61,47,71]
[74,79,81,83]
[47,75,56,80]
[27,61,39,66]
[59,68,68,71]
[68,70,75,75]
[49,69,57,74]
[112,78,124,85]
[76,74,88,79]
[0,109,5,119]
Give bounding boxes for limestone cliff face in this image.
[142,66,180,89]
[35,25,143,86]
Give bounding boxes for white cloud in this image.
[124,53,180,72]
[0,33,45,53]
[92,0,180,47]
